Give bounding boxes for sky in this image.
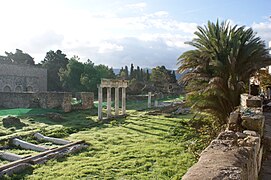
[0,0,270,69]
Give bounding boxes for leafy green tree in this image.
[59,56,85,92]
[5,49,34,65]
[150,66,171,84]
[118,67,127,80]
[81,61,116,93]
[80,60,99,93]
[0,55,12,64]
[178,20,271,124]
[95,65,116,79]
[41,50,69,91]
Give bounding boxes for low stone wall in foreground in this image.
[183,94,265,179]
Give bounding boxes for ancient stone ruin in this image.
[0,133,87,177]
[182,94,268,179]
[0,63,47,92]
[0,63,95,112]
[0,92,94,112]
[97,79,128,120]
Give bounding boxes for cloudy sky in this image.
[0,0,270,69]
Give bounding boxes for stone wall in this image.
[75,92,94,110]
[0,64,47,92]
[182,94,264,179]
[0,92,94,112]
[81,92,94,109]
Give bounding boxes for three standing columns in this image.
[98,86,127,120]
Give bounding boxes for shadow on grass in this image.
[127,121,169,132]
[138,120,176,129]
[122,125,162,137]
[12,108,131,139]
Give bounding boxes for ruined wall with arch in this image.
[0,64,47,92]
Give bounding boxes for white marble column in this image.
[148,92,152,108]
[107,87,112,118]
[98,85,103,120]
[115,87,119,116]
[122,87,126,115]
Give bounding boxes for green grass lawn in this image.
[1,98,211,180]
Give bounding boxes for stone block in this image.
[62,93,72,112]
[243,130,258,137]
[80,92,94,109]
[246,96,262,108]
[236,132,247,139]
[227,111,241,131]
[241,114,265,136]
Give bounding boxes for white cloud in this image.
[98,42,124,53]
[139,33,192,48]
[125,2,147,11]
[152,11,169,17]
[0,0,197,68]
[252,21,271,43]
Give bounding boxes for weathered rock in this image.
[243,130,258,137]
[236,132,247,139]
[246,96,262,108]
[227,111,241,131]
[2,116,25,128]
[241,115,264,136]
[182,131,260,180]
[183,122,263,179]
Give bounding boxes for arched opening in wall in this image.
[3,86,11,92]
[27,86,33,92]
[15,86,22,92]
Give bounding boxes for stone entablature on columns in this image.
[98,79,128,120]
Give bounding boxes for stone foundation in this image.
[0,92,94,112]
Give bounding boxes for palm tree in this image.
[178,20,271,124]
